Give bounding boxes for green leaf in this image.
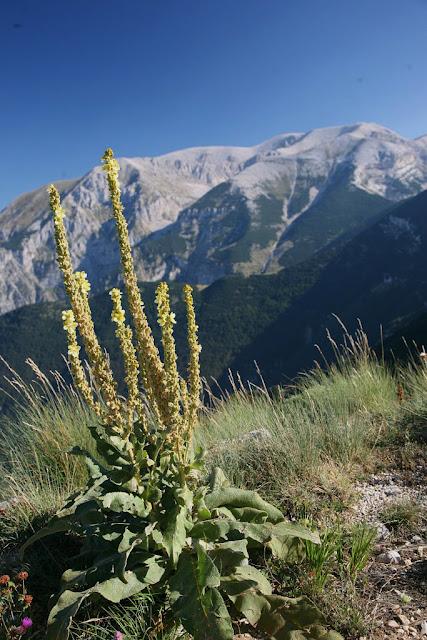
[21,516,74,556]
[69,446,107,479]
[229,506,269,523]
[221,565,272,597]
[257,594,323,639]
[161,504,189,565]
[205,488,284,523]
[209,539,248,572]
[102,491,150,517]
[209,467,230,492]
[170,548,233,640]
[47,568,162,640]
[269,522,320,560]
[191,518,277,545]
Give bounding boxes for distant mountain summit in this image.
[0,123,426,315]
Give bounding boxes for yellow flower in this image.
[62,309,77,332]
[68,344,81,358]
[74,271,91,294]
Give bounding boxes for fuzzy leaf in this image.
[205,488,284,523]
[102,492,150,517]
[69,446,107,479]
[161,504,189,565]
[209,467,230,492]
[209,539,248,572]
[170,548,233,640]
[269,522,320,560]
[221,565,272,597]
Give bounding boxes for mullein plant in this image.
[23,150,342,640]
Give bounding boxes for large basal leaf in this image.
[209,467,231,492]
[102,491,151,517]
[170,547,234,640]
[209,539,249,572]
[254,594,343,640]
[47,570,154,640]
[205,488,284,524]
[69,446,107,479]
[20,495,105,556]
[220,565,272,598]
[160,504,190,565]
[269,522,320,561]
[191,518,318,552]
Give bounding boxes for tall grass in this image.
[1,326,426,535]
[197,328,401,512]
[0,358,97,536]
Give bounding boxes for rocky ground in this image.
[350,466,426,639]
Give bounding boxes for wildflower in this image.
[16,571,28,581]
[0,574,10,585]
[68,343,81,358]
[23,594,33,605]
[114,632,124,640]
[420,350,427,360]
[21,617,33,630]
[62,309,77,332]
[74,270,91,294]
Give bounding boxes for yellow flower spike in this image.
[155,282,182,437]
[49,185,74,299]
[48,186,122,432]
[101,149,167,425]
[183,284,202,437]
[109,288,146,431]
[61,309,100,415]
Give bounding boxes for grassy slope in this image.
[1,334,426,639]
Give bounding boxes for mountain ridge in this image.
[0,122,426,315]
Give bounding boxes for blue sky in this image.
[1,0,426,208]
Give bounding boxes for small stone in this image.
[378,550,402,564]
[387,620,399,628]
[417,546,425,558]
[421,621,427,635]
[398,615,410,626]
[403,558,412,566]
[374,521,391,540]
[411,534,422,543]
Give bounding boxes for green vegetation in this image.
[2,324,427,638]
[379,499,426,537]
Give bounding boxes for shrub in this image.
[23,150,342,640]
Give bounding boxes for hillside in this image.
[227,189,427,385]
[1,191,427,397]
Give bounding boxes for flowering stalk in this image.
[110,288,146,432]
[49,186,122,431]
[183,284,202,439]
[62,309,100,414]
[155,282,182,438]
[49,150,202,460]
[101,150,168,423]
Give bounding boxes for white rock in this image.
[377,550,402,564]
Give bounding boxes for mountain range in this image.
[0,122,427,396]
[1,123,426,316]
